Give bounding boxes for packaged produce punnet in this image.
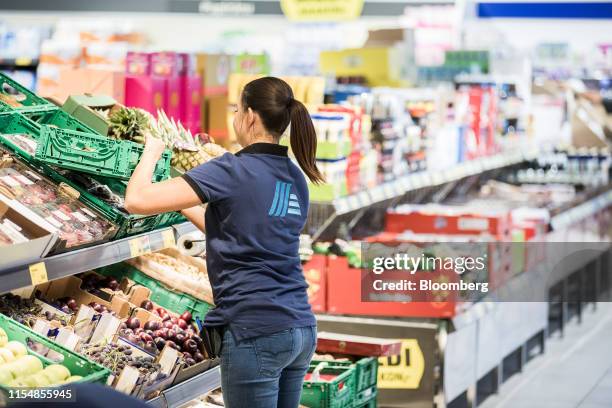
[0,147,118,250]
[0,197,59,270]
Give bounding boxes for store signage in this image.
[198,1,256,16]
[377,339,425,389]
[280,0,365,21]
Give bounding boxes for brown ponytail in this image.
[241,77,324,184]
[288,99,324,184]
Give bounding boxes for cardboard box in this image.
[41,275,133,319]
[204,94,230,141]
[302,254,327,313]
[320,47,403,87]
[61,94,119,135]
[151,52,181,120]
[0,198,58,271]
[125,74,166,116]
[195,53,232,97]
[57,68,125,104]
[178,53,202,134]
[316,332,402,357]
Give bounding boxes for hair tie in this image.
[286,97,294,109]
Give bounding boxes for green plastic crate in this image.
[36,126,171,181]
[354,399,376,408]
[22,107,102,135]
[97,263,212,322]
[354,358,377,391]
[0,314,110,387]
[301,366,355,408]
[310,358,378,392]
[354,385,377,407]
[41,168,167,239]
[0,73,55,112]
[0,112,42,162]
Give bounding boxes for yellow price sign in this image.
[281,0,364,21]
[377,339,425,389]
[28,262,48,286]
[162,229,176,249]
[129,236,152,257]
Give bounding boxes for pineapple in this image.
[108,107,150,143]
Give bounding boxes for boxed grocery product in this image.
[178,53,202,134]
[0,148,118,249]
[204,94,230,140]
[302,254,327,313]
[124,74,166,117]
[61,94,120,135]
[319,47,403,87]
[151,52,181,120]
[195,53,232,97]
[385,204,510,238]
[0,198,59,270]
[56,68,125,104]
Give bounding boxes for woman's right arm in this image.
[181,205,206,233]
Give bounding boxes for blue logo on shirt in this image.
[268,180,301,217]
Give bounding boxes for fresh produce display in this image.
[108,106,150,144]
[107,106,227,172]
[0,294,43,327]
[0,152,117,247]
[126,250,213,304]
[81,342,165,383]
[118,306,205,367]
[0,327,76,387]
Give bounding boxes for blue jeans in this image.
[220,326,317,408]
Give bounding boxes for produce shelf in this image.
[0,222,196,294]
[146,365,221,408]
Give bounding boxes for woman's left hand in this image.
[143,131,167,159]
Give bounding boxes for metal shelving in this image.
[307,146,541,240]
[147,365,221,408]
[0,222,197,294]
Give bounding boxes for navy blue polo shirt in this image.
[182,142,316,342]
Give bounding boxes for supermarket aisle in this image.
[480,302,612,408]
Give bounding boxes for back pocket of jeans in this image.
[254,330,294,377]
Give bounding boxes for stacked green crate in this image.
[309,358,378,407]
[301,364,356,408]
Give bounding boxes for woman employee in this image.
[124,77,323,408]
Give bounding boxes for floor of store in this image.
[480,302,612,408]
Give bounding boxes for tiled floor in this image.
[479,302,612,408]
